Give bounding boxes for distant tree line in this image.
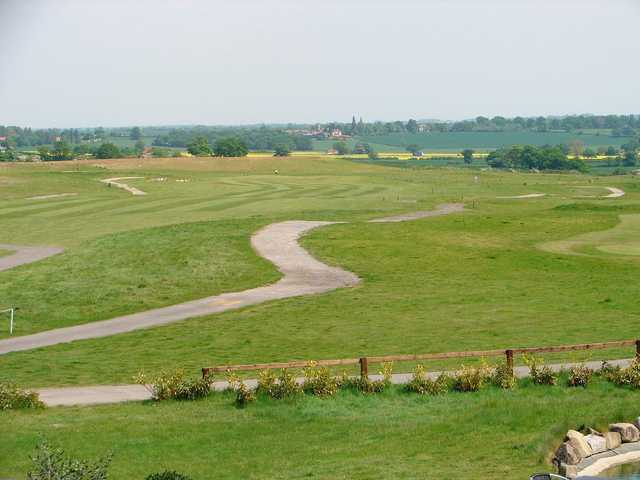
[486,145,588,171]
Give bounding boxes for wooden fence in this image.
[202,339,640,379]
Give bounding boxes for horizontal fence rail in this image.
[202,339,640,379]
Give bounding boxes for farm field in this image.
[2,155,640,479]
[353,131,632,152]
[2,378,639,479]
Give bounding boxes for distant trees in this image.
[606,146,619,156]
[487,145,586,171]
[462,149,474,164]
[187,136,212,156]
[333,141,349,155]
[406,119,418,134]
[135,139,146,155]
[214,137,248,157]
[95,143,122,159]
[568,139,584,157]
[130,127,142,140]
[583,148,597,158]
[273,144,290,157]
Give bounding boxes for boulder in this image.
[634,417,640,430]
[566,430,593,458]
[555,441,582,465]
[585,433,607,454]
[605,431,622,449]
[559,463,578,479]
[609,423,640,443]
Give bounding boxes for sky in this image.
[1,0,639,128]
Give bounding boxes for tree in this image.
[462,149,474,164]
[273,144,290,157]
[622,150,638,167]
[213,137,248,157]
[187,136,212,156]
[51,140,73,160]
[406,119,418,134]
[130,127,142,140]
[568,139,584,157]
[583,148,597,158]
[333,141,349,155]
[135,139,146,155]
[95,142,122,159]
[606,146,618,156]
[367,150,379,160]
[350,116,357,134]
[406,144,421,155]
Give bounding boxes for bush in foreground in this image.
[135,370,211,401]
[523,354,558,386]
[28,441,111,480]
[405,364,450,395]
[0,382,44,410]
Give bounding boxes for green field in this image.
[353,131,632,152]
[2,378,639,479]
[2,155,640,478]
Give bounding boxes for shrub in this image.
[492,362,517,390]
[523,354,558,386]
[146,472,192,480]
[270,369,302,399]
[567,364,593,388]
[599,360,624,384]
[303,362,339,397]
[405,364,450,395]
[453,361,491,392]
[225,370,256,407]
[256,369,277,396]
[0,383,44,410]
[27,441,111,480]
[135,370,211,401]
[604,358,640,388]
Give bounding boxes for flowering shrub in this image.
[567,364,593,388]
[134,370,210,401]
[492,362,517,390]
[303,362,339,397]
[27,441,111,480]
[405,364,450,395]
[453,361,491,392]
[522,354,557,386]
[0,383,44,410]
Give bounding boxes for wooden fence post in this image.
[505,349,514,374]
[359,357,368,379]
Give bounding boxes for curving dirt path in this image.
[496,193,546,199]
[100,177,147,196]
[27,193,78,200]
[604,187,625,198]
[0,244,64,273]
[0,204,462,355]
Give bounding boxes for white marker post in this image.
[1,308,15,335]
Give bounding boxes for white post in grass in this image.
[1,308,14,335]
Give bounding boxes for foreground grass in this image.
[4,200,640,386]
[1,378,637,479]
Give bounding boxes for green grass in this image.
[3,170,640,385]
[1,378,638,479]
[356,131,632,152]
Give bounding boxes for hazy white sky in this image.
[1,0,639,128]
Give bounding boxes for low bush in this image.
[567,364,593,388]
[256,369,277,397]
[492,362,517,390]
[270,369,303,399]
[523,354,557,386]
[602,358,640,388]
[27,441,111,480]
[0,382,44,410]
[405,364,450,395]
[135,370,211,401]
[146,472,193,480]
[303,362,339,397]
[453,361,491,392]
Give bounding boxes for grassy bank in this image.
[1,378,637,479]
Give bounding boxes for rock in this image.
[555,441,582,465]
[588,427,603,436]
[559,463,579,479]
[609,423,640,443]
[566,430,593,458]
[606,431,622,449]
[585,433,607,454]
[634,417,640,430]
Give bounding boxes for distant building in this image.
[330,128,343,138]
[326,148,338,155]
